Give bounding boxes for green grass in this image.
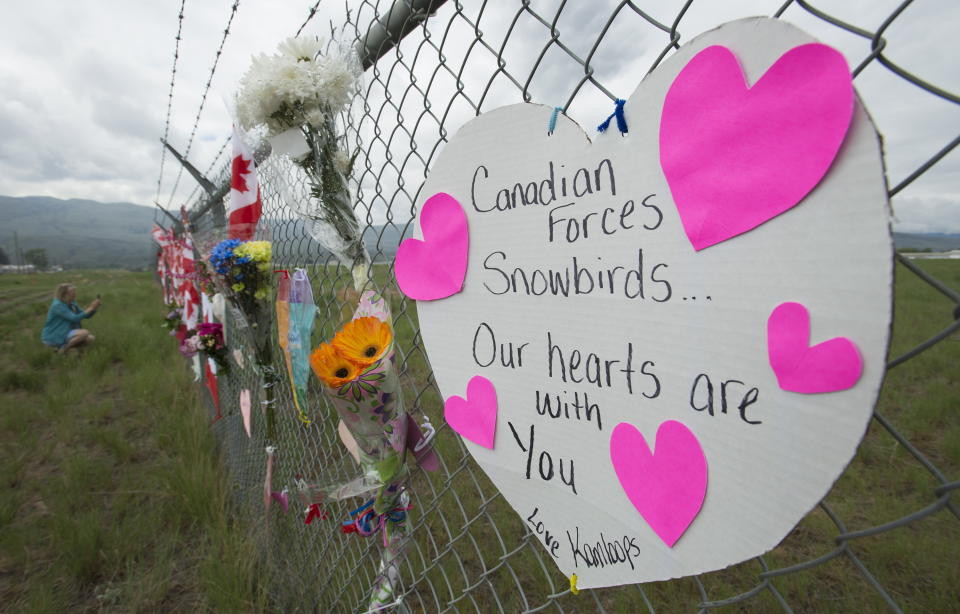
[2,260,956,613]
[0,270,266,612]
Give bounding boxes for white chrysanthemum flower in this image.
[277,36,323,62]
[305,107,327,128]
[333,149,352,174]
[235,38,361,134]
[315,52,361,112]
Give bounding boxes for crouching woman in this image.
[41,283,101,354]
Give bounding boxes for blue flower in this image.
[209,239,244,274]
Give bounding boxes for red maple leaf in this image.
[231,155,252,192]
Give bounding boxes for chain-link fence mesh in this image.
[171,1,958,612]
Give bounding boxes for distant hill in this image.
[270,218,412,264]
[0,196,156,269]
[892,232,960,252]
[0,195,414,270]
[2,195,956,269]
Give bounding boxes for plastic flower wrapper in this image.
[207,238,279,436]
[275,268,316,424]
[306,290,411,610]
[236,36,370,290]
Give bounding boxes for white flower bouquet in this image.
[237,36,370,288]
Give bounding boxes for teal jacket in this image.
[41,299,95,347]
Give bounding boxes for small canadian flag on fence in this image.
[228,124,262,240]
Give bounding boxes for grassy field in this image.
[0,260,957,613]
[0,271,265,612]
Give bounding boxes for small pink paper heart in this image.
[610,420,707,547]
[240,389,252,438]
[395,192,469,300]
[660,44,853,250]
[768,302,862,393]
[270,490,289,512]
[444,375,497,449]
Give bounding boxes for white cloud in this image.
[0,0,955,235]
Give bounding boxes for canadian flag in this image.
[201,292,221,420]
[228,124,262,240]
[178,235,200,330]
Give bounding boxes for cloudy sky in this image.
[1,0,956,233]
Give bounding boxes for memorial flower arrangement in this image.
[209,239,273,304]
[236,35,370,289]
[208,238,279,435]
[162,303,182,333]
[178,322,231,374]
[305,291,410,610]
[192,260,218,298]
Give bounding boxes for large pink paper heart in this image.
[396,192,469,300]
[768,302,862,393]
[660,44,853,251]
[610,420,707,547]
[444,375,497,449]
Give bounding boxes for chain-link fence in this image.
[170,1,959,612]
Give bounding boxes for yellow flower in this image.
[332,316,392,368]
[232,282,245,292]
[234,240,272,263]
[254,288,268,300]
[310,343,359,388]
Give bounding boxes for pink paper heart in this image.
[444,375,497,449]
[395,192,469,300]
[240,389,251,438]
[660,44,853,250]
[270,490,289,512]
[610,420,707,547]
[767,302,862,393]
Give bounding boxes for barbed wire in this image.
[184,134,231,206]
[156,0,187,203]
[296,0,326,37]
[164,0,241,210]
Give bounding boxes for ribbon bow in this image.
[304,503,329,525]
[340,498,413,547]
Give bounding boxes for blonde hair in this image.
[55,283,75,302]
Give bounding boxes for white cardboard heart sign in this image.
[407,18,892,588]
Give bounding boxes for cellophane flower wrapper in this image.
[207,238,278,436]
[307,290,410,610]
[276,268,317,424]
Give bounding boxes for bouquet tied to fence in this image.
[236,36,370,289]
[307,291,410,610]
[192,259,218,299]
[179,322,231,374]
[162,303,182,334]
[208,238,279,435]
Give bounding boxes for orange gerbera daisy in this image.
[310,343,360,388]
[332,316,393,368]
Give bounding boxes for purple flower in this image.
[179,335,201,358]
[198,322,223,338]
